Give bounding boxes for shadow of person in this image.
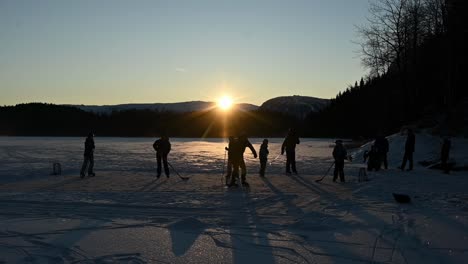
[167,216,207,256]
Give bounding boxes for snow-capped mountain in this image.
[69,101,258,114]
[259,95,329,119]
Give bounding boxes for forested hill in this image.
[305,0,468,138]
[0,103,299,137]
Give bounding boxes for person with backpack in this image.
[333,139,347,182]
[153,135,171,178]
[80,132,95,178]
[281,128,300,174]
[259,139,269,177]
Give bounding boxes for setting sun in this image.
[218,96,233,110]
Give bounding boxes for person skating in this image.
[153,135,171,178]
[399,128,415,171]
[374,134,389,169]
[80,132,95,178]
[441,137,451,174]
[332,139,347,182]
[281,128,300,174]
[235,133,257,187]
[259,139,269,177]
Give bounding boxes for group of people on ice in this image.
[79,127,452,182]
[223,128,300,187]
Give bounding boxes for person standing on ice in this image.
[441,137,451,174]
[374,134,389,170]
[224,136,235,185]
[399,128,415,171]
[228,137,243,187]
[80,132,95,178]
[237,133,257,187]
[153,135,171,178]
[281,128,300,174]
[332,139,347,182]
[259,139,269,177]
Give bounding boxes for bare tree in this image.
[357,0,410,76]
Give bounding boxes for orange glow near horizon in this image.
[217,96,233,111]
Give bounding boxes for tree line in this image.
[0,103,299,137]
[305,0,467,138]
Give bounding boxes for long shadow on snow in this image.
[291,173,457,263]
[260,177,368,263]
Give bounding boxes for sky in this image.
[0,0,370,106]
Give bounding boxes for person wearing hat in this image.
[332,139,347,182]
[80,132,95,178]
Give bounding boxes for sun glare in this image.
[218,96,233,110]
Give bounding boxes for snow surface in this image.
[0,134,467,263]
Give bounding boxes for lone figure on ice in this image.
[333,139,347,182]
[80,132,95,178]
[282,128,300,174]
[399,128,415,171]
[441,137,451,174]
[153,135,171,178]
[259,139,269,177]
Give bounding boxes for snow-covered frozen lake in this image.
[0,134,467,263]
[0,137,336,183]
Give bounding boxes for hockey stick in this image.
[222,150,227,185]
[168,162,190,181]
[269,154,281,165]
[316,162,335,183]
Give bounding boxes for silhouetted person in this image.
[259,139,269,177]
[374,134,389,169]
[441,137,451,174]
[153,135,171,178]
[224,136,235,185]
[228,137,243,187]
[237,134,257,186]
[364,145,380,171]
[333,140,347,182]
[399,129,415,171]
[80,132,95,178]
[281,128,300,174]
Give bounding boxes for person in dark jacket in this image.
[224,136,235,185]
[80,132,95,178]
[259,139,269,177]
[228,137,243,187]
[153,135,171,178]
[441,137,451,174]
[374,134,389,169]
[333,140,347,182]
[364,145,380,171]
[237,134,257,186]
[399,128,415,171]
[281,128,300,174]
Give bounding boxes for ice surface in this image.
[0,134,467,263]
